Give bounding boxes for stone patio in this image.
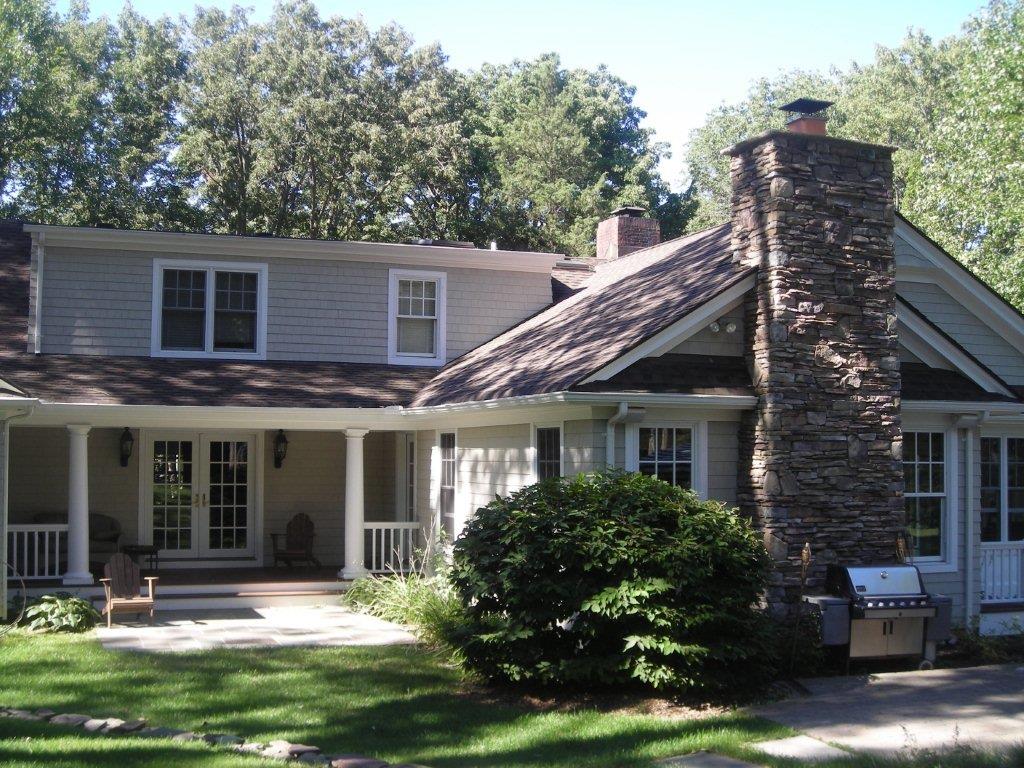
[96,605,416,652]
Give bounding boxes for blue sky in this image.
[62,0,985,186]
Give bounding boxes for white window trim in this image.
[388,268,447,367]
[436,429,459,540]
[903,426,959,574]
[151,258,268,360]
[530,421,564,484]
[625,419,708,499]
[394,432,417,523]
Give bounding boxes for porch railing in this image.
[6,524,68,581]
[364,522,421,574]
[981,542,1024,603]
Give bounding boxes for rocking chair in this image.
[100,553,158,627]
[271,513,321,568]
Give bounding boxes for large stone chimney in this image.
[727,110,903,610]
[596,206,660,260]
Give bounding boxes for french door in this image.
[146,433,257,559]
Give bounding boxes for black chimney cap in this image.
[779,98,833,116]
[609,205,646,218]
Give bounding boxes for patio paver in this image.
[95,605,416,652]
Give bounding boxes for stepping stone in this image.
[100,718,126,733]
[119,719,147,733]
[170,731,200,741]
[136,726,180,738]
[7,709,42,721]
[753,735,849,762]
[329,758,389,768]
[236,742,265,753]
[83,718,109,732]
[35,709,56,719]
[204,733,244,746]
[656,751,758,767]
[50,714,91,727]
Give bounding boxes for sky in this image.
[59,0,986,187]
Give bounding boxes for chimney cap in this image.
[779,98,834,118]
[609,205,646,218]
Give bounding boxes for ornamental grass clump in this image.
[450,470,775,695]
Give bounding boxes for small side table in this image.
[122,544,159,572]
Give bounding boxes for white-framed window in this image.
[151,259,268,359]
[439,432,456,540]
[980,436,1024,543]
[625,420,708,498]
[533,424,562,482]
[904,431,948,560]
[388,269,446,366]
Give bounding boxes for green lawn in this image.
[0,631,1019,768]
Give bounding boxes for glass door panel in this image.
[200,437,254,557]
[151,439,196,556]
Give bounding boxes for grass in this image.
[1,630,1022,768]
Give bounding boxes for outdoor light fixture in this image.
[725,321,738,334]
[273,429,289,468]
[709,321,721,333]
[119,427,134,467]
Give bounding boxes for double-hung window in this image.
[439,432,456,539]
[903,431,946,559]
[980,436,1024,543]
[153,260,267,359]
[535,426,562,481]
[389,269,446,366]
[638,426,693,488]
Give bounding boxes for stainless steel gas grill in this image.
[804,564,952,669]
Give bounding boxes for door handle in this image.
[202,492,207,507]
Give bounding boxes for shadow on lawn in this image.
[0,638,786,767]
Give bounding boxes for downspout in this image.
[606,402,629,468]
[955,411,988,626]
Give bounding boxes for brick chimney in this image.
[595,206,659,260]
[726,115,903,611]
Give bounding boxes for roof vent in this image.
[779,98,833,135]
[411,238,476,249]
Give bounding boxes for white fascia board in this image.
[902,401,1024,416]
[897,298,1015,398]
[22,224,563,274]
[895,218,1024,358]
[579,274,755,384]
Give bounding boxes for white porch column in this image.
[64,424,92,585]
[340,428,369,580]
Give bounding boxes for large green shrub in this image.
[450,470,774,694]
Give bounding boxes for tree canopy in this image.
[0,0,689,257]
[685,0,1024,307]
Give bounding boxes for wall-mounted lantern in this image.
[119,427,134,467]
[273,429,289,469]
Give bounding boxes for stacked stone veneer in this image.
[726,130,903,611]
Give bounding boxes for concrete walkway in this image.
[96,605,416,652]
[752,664,1024,756]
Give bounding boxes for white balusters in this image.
[363,522,421,574]
[6,524,68,580]
[981,542,1024,602]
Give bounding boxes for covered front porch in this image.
[5,421,430,592]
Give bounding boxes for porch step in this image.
[25,578,351,612]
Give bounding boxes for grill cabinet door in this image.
[886,617,924,656]
[849,619,888,659]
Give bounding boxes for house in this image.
[1,109,1022,633]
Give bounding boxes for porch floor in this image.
[12,565,342,591]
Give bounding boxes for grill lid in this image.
[842,565,925,597]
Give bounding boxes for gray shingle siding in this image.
[36,246,552,364]
[898,281,1024,385]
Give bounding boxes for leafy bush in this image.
[343,559,465,652]
[450,470,775,695]
[23,593,99,633]
[949,618,1024,664]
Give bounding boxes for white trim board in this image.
[897,298,1015,398]
[387,268,447,367]
[580,275,755,384]
[24,224,562,274]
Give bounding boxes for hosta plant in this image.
[23,593,100,633]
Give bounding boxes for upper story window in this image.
[152,259,268,359]
[388,269,446,366]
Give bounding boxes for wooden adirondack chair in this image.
[100,553,158,627]
[270,513,321,568]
